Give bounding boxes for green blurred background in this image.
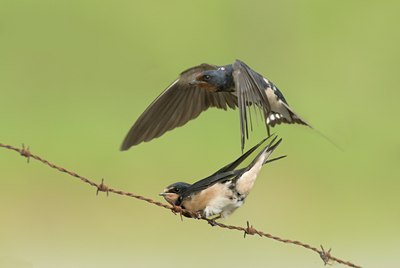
[1,1,399,267]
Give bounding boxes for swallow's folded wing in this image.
[121,64,238,150]
[177,170,240,203]
[179,136,275,202]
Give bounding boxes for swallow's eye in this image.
[203,75,211,81]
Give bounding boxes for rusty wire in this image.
[0,142,361,268]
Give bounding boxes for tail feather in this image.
[246,135,283,171]
[279,102,343,150]
[269,101,313,128]
[263,155,287,165]
[233,136,283,195]
[212,136,271,175]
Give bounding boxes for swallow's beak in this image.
[159,191,180,205]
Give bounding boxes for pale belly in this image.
[203,194,244,219]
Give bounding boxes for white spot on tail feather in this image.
[265,87,291,121]
[268,113,282,124]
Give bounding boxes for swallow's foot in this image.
[191,211,202,219]
[207,215,222,226]
[208,219,217,226]
[171,205,184,215]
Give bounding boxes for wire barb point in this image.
[20,144,31,163]
[320,245,334,266]
[96,178,109,196]
[244,221,257,238]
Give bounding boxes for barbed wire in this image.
[0,142,361,268]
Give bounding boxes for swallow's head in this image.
[190,67,233,92]
[159,182,191,205]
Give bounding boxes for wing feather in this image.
[177,137,271,201]
[233,60,272,152]
[178,136,282,202]
[121,64,238,150]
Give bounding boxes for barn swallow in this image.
[121,60,311,152]
[159,136,284,219]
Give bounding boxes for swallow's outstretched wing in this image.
[120,64,238,150]
[232,60,272,152]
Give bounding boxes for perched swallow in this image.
[121,60,310,152]
[159,136,284,219]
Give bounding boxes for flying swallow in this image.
[159,136,284,219]
[121,60,310,152]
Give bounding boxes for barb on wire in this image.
[0,142,361,268]
[97,178,109,196]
